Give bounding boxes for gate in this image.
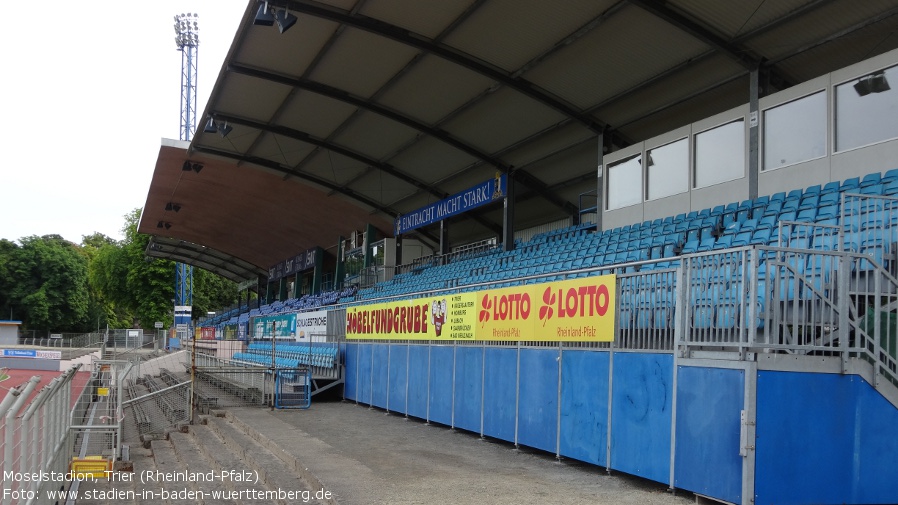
[274,368,311,409]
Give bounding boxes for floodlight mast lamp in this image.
[173,12,197,309]
[174,12,199,142]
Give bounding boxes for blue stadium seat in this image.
[692,304,714,329]
[731,231,752,247]
[798,194,819,210]
[818,191,840,206]
[796,207,817,222]
[680,239,700,255]
[885,179,898,196]
[713,234,733,250]
[841,177,860,192]
[821,181,840,194]
[740,218,759,232]
[763,200,783,216]
[811,233,838,251]
[715,303,739,329]
[860,183,883,195]
[860,172,882,188]
[721,211,736,229]
[696,236,716,252]
[778,210,797,223]
[756,215,777,230]
[751,228,772,245]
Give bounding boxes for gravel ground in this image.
[232,401,695,505]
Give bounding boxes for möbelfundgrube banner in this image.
[345,275,616,342]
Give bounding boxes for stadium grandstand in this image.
[130,1,898,504]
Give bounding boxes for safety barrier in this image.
[0,366,83,505]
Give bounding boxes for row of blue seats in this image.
[230,353,303,380]
[246,343,338,368]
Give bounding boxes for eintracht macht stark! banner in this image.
[345,275,616,342]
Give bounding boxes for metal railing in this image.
[676,246,898,386]
[18,332,105,349]
[0,365,84,505]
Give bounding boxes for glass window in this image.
[835,65,898,152]
[694,119,745,188]
[646,138,688,200]
[606,155,642,210]
[764,91,826,170]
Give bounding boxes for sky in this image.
[0,0,248,245]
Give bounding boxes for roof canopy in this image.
[140,0,898,276]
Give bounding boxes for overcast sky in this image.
[0,1,248,245]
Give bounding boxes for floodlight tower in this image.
[173,13,198,310]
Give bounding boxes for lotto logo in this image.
[479,292,531,326]
[538,284,611,325]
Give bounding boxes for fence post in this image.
[839,252,851,374]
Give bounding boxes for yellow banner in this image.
[346,275,616,342]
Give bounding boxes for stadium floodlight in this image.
[203,116,218,134]
[218,121,233,138]
[854,71,890,96]
[182,161,204,173]
[254,2,275,26]
[275,9,298,34]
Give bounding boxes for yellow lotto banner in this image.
[345,274,616,342]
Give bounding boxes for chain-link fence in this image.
[70,361,132,468]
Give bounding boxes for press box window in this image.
[606,155,642,210]
[694,119,745,188]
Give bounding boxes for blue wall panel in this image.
[428,345,454,425]
[357,343,373,405]
[559,350,610,466]
[388,345,409,414]
[483,347,517,441]
[674,366,744,504]
[370,344,389,408]
[343,343,358,401]
[453,346,483,433]
[407,345,429,420]
[517,348,559,453]
[610,352,673,485]
[755,372,898,505]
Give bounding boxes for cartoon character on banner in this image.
[431,299,447,336]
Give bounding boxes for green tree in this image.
[193,268,239,319]
[87,209,237,328]
[0,239,17,320]
[81,232,129,330]
[6,235,90,331]
[90,209,174,328]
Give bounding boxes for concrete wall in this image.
[0,322,21,346]
[601,47,898,231]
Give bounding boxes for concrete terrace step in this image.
[168,431,238,505]
[204,413,331,505]
[188,417,273,499]
[222,408,342,503]
[130,445,166,505]
[149,438,195,505]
